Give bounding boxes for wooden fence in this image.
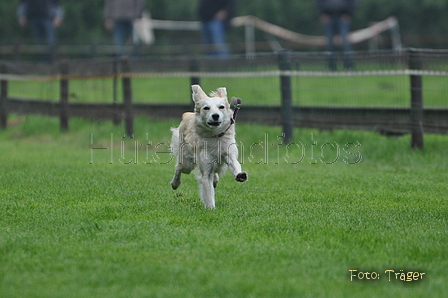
[1,49,448,150]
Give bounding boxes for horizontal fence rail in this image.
[5,98,447,134]
[2,69,448,81]
[1,49,448,149]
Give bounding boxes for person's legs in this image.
[113,20,134,57]
[338,18,353,70]
[42,19,56,46]
[201,19,229,57]
[324,17,337,71]
[29,17,55,60]
[28,18,46,45]
[43,18,56,60]
[201,21,213,46]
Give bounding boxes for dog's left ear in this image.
[192,85,208,104]
[216,87,227,98]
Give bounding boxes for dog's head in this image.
[192,85,232,130]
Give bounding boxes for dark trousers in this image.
[324,16,353,70]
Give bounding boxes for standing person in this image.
[199,0,235,57]
[17,0,63,60]
[317,0,356,71]
[104,0,144,57]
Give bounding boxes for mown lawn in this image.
[0,116,447,297]
[7,74,448,108]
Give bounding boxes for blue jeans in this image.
[113,20,139,57]
[28,17,56,60]
[324,16,353,70]
[28,17,55,46]
[201,19,229,57]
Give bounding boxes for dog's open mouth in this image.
[207,121,221,127]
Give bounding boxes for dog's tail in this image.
[170,127,179,156]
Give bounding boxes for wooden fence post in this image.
[409,49,424,150]
[59,61,69,132]
[121,58,134,137]
[189,56,200,86]
[112,58,121,125]
[0,64,8,129]
[189,57,200,110]
[278,50,293,143]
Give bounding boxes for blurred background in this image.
[0,0,447,59]
[0,0,447,143]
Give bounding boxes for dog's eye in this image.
[219,106,225,109]
[203,107,210,110]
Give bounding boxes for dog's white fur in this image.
[170,85,247,208]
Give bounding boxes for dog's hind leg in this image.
[213,173,219,188]
[171,157,194,190]
[170,170,182,190]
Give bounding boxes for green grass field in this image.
[7,74,448,108]
[0,115,447,297]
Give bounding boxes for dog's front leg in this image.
[227,144,248,182]
[200,172,215,208]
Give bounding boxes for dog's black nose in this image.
[212,113,220,121]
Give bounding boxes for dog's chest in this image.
[196,138,229,164]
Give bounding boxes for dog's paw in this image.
[170,180,180,190]
[235,171,248,182]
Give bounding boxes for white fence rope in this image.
[1,69,448,82]
[151,15,399,46]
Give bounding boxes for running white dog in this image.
[170,85,247,208]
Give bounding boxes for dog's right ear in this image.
[191,85,208,104]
